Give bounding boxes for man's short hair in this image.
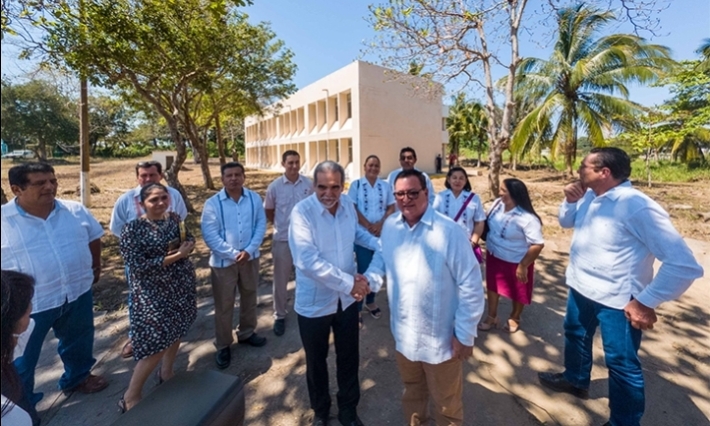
[282,150,300,163]
[399,147,417,160]
[8,163,55,188]
[135,160,163,175]
[394,168,427,190]
[221,161,245,176]
[313,161,345,185]
[589,147,631,181]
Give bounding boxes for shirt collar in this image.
[596,180,631,201]
[399,205,435,229]
[281,174,305,185]
[13,198,61,217]
[219,188,248,202]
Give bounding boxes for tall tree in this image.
[39,0,295,203]
[697,38,710,71]
[1,78,79,159]
[510,4,674,176]
[367,0,671,195]
[446,94,488,166]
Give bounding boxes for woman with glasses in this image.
[347,155,395,327]
[118,183,197,412]
[433,167,485,261]
[478,178,544,333]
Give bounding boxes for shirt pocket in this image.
[295,280,317,306]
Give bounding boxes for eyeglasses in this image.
[394,189,423,200]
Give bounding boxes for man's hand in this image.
[452,336,473,360]
[91,265,101,284]
[624,299,657,331]
[563,181,586,203]
[236,251,251,265]
[369,222,383,237]
[515,264,528,284]
[351,274,370,301]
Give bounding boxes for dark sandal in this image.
[368,307,382,319]
[154,369,164,386]
[358,314,364,329]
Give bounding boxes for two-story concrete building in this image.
[244,60,447,181]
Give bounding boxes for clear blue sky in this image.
[242,0,709,107]
[2,0,708,107]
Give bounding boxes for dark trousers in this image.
[297,301,360,421]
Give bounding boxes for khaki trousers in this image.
[210,258,260,349]
[395,351,464,426]
[271,240,293,320]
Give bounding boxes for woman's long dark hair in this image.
[1,271,35,417]
[503,178,542,225]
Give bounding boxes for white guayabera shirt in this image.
[289,194,379,318]
[365,207,485,364]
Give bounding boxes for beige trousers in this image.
[395,351,464,426]
[210,258,260,349]
[271,240,293,320]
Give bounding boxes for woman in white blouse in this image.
[479,178,544,333]
[347,155,395,327]
[433,167,486,256]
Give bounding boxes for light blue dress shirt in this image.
[365,207,485,364]
[289,193,379,318]
[201,188,267,268]
[559,181,703,309]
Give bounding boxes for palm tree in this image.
[446,94,488,166]
[511,3,675,176]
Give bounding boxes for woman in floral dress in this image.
[118,183,197,412]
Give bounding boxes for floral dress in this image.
[119,212,197,360]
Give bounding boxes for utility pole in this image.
[79,0,90,206]
[80,78,90,206]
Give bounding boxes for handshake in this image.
[350,274,371,301]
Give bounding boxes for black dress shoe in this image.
[312,416,329,426]
[338,414,364,426]
[274,319,286,336]
[215,347,231,369]
[239,333,267,347]
[538,372,589,399]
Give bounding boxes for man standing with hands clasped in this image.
[364,169,485,426]
[289,161,379,426]
[202,162,267,370]
[538,148,703,426]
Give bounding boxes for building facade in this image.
[244,61,447,181]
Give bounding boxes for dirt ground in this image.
[1,157,708,425]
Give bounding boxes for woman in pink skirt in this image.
[479,178,544,333]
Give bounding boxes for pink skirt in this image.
[485,251,535,305]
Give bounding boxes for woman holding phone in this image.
[118,183,197,412]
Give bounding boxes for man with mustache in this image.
[289,161,379,426]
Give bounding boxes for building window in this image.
[335,101,339,121]
[348,139,353,163]
[442,117,446,131]
[347,93,352,119]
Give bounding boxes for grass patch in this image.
[630,159,710,183]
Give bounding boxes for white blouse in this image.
[485,198,544,263]
[347,177,395,231]
[433,189,486,236]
